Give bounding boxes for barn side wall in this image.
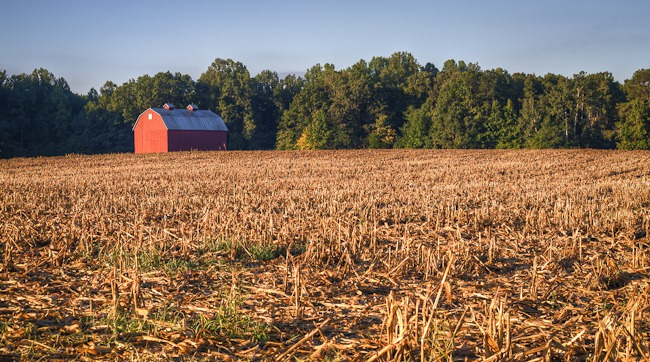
[167,130,228,151]
[134,112,168,154]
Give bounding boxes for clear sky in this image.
[1,0,649,94]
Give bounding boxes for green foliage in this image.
[396,106,432,148]
[248,243,282,262]
[0,56,647,158]
[624,69,650,103]
[276,64,332,150]
[198,59,255,150]
[567,71,622,148]
[368,52,423,134]
[428,63,482,148]
[616,99,650,150]
[425,61,526,149]
[0,68,86,157]
[525,115,565,149]
[481,100,522,149]
[615,69,650,150]
[297,110,333,150]
[250,70,281,149]
[215,238,282,262]
[191,298,268,342]
[367,114,397,149]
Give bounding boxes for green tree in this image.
[0,69,85,157]
[106,78,138,122]
[623,69,650,104]
[367,114,397,149]
[518,74,569,148]
[495,99,522,148]
[0,70,13,156]
[276,65,330,149]
[615,69,650,149]
[198,58,255,149]
[481,99,521,148]
[296,110,333,150]
[274,74,304,114]
[518,75,544,146]
[369,52,422,134]
[250,70,281,149]
[429,61,485,148]
[395,106,432,148]
[570,72,622,148]
[616,100,650,149]
[326,61,374,148]
[80,80,132,154]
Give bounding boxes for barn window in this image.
[148,114,152,120]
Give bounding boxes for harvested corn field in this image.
[1,149,649,361]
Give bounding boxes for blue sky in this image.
[1,0,649,94]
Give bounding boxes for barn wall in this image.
[167,130,227,151]
[134,111,168,153]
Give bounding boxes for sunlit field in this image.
[1,149,649,361]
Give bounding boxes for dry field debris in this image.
[1,149,649,361]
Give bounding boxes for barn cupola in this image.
[163,103,175,110]
[187,104,199,111]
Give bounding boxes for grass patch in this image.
[215,238,284,262]
[248,243,282,262]
[191,298,268,342]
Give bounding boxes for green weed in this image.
[191,298,268,342]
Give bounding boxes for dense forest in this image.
[1,52,649,158]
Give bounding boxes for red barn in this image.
[133,103,228,154]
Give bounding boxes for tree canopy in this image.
[0,55,648,158]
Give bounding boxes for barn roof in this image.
[135,108,229,131]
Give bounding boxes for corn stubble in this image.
[0,149,649,361]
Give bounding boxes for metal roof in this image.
[151,108,229,131]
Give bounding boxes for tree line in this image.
[1,52,649,158]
